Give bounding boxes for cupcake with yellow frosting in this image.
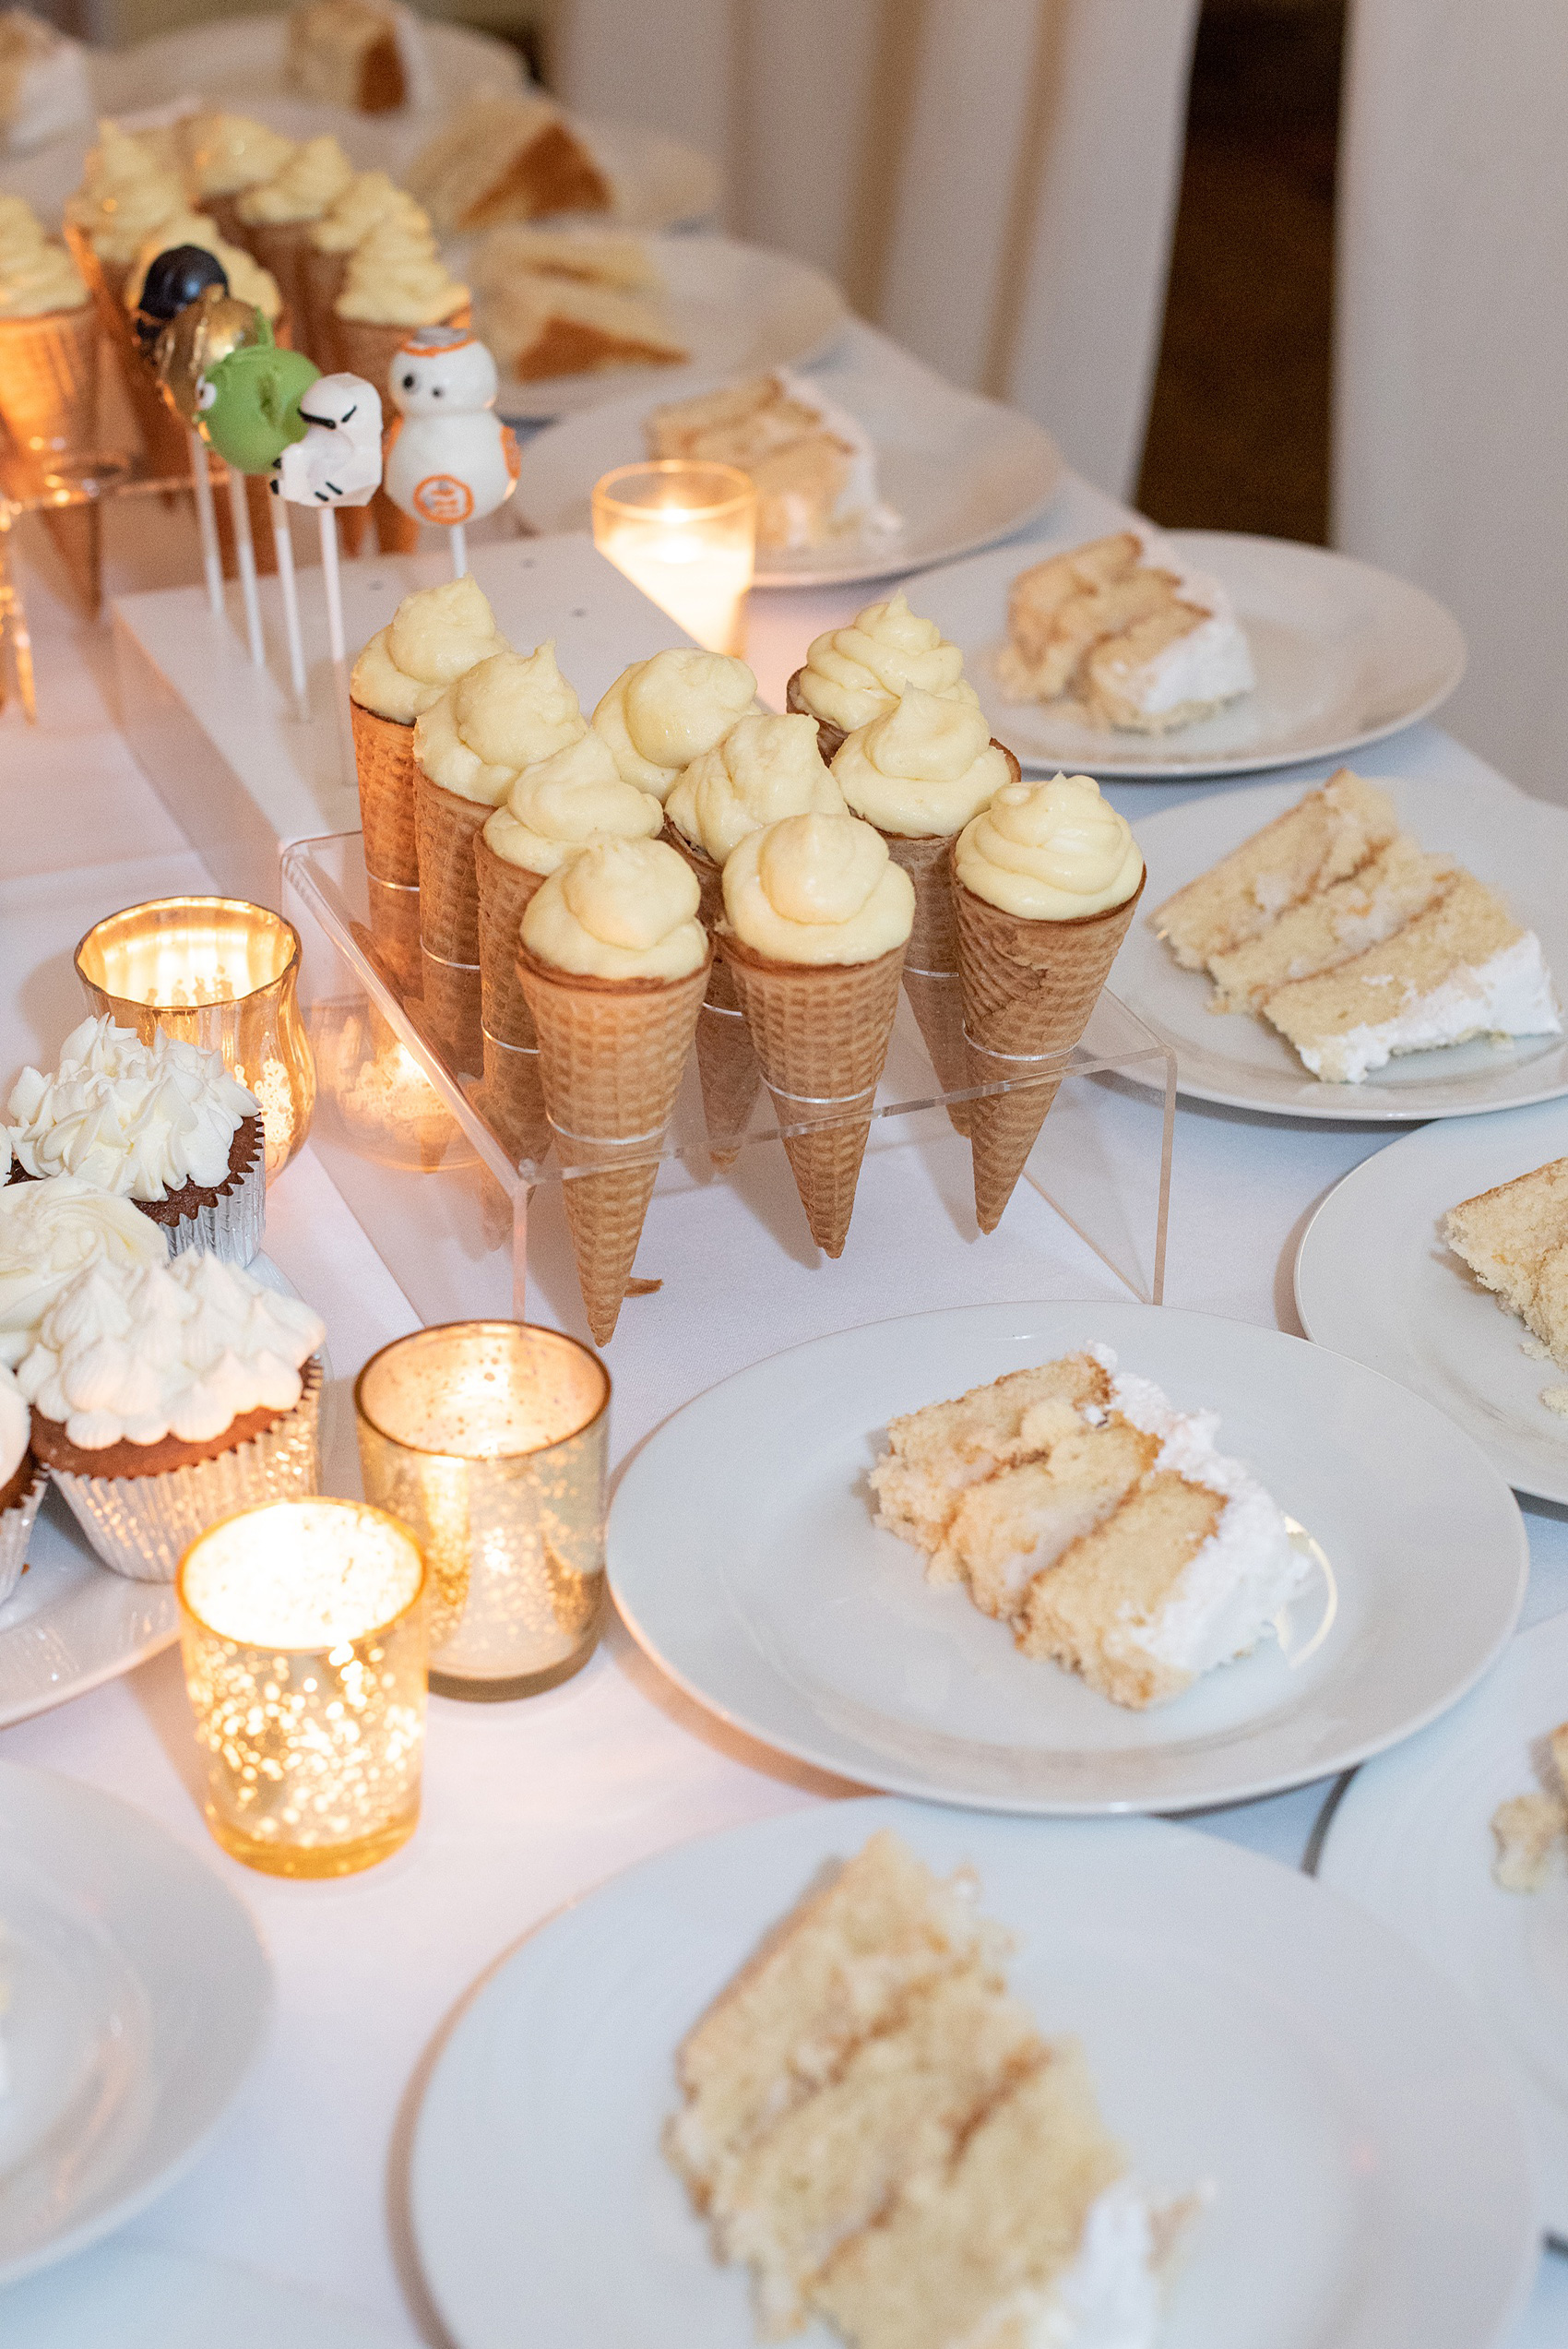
[474,730,662,1161]
[788,589,979,761]
[0,195,96,466]
[516,838,710,1343]
[332,207,469,402]
[719,813,914,1257]
[412,641,585,1071]
[235,133,354,338]
[591,650,758,803]
[64,121,185,316]
[349,575,508,994]
[954,773,1145,1232]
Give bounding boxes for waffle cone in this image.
[785,667,846,763]
[474,834,544,1048]
[414,771,490,1073]
[357,880,422,997]
[0,304,100,459]
[956,865,1146,1233]
[334,304,469,402]
[202,193,248,247]
[351,698,420,886]
[516,946,710,1343]
[478,1032,552,1166]
[694,1002,761,1168]
[719,934,906,1257]
[300,243,348,371]
[244,220,313,350]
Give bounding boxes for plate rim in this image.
[1292,1105,1568,1503]
[1111,769,1568,1125]
[409,1791,1541,2349]
[897,525,1467,780]
[0,1759,273,2287]
[515,370,1064,590]
[606,1297,1528,1816]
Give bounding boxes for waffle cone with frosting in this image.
[351,698,422,995]
[517,946,709,1343]
[414,770,488,1073]
[474,834,550,1163]
[719,934,906,1258]
[956,864,1146,1233]
[663,823,760,1165]
[0,301,99,461]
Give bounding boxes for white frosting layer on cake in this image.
[0,1362,28,1489]
[776,366,902,545]
[1116,528,1254,721]
[1293,931,1562,1083]
[948,2179,1161,2349]
[0,1173,168,1368]
[6,1016,257,1199]
[1085,1348,1307,1680]
[17,1248,325,1449]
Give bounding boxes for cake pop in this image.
[133,243,228,352]
[382,325,518,574]
[274,373,383,508]
[196,318,322,475]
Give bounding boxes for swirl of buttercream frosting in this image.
[415,643,586,806]
[238,133,353,225]
[591,650,758,802]
[520,838,707,980]
[0,1173,168,1368]
[797,589,977,734]
[334,209,467,325]
[65,121,184,263]
[16,1248,325,1449]
[6,1016,257,1201]
[181,111,297,198]
[831,687,1008,839]
[0,195,88,315]
[955,774,1144,920]
[722,812,914,967]
[350,576,506,724]
[483,729,662,874]
[310,170,427,254]
[665,712,847,865]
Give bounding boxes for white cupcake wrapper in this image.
[159,1129,267,1269]
[50,1364,322,1584]
[0,1466,47,1610]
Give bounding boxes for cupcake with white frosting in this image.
[788,589,979,760]
[0,1170,169,1368]
[6,1016,265,1264]
[18,1249,326,1582]
[591,650,758,803]
[0,1362,44,1609]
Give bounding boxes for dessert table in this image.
[0,419,1565,2343]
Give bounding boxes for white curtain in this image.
[552,0,1200,502]
[1335,0,1568,802]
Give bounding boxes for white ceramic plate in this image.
[902,530,1466,779]
[1317,1610,1568,2241]
[460,232,847,423]
[0,2242,415,2346]
[515,349,1064,588]
[1295,1101,1568,1503]
[5,34,716,236]
[410,1795,1539,2349]
[606,1300,1526,1814]
[0,1252,324,1728]
[1115,769,1568,1121]
[0,1760,271,2284]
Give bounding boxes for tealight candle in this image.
[75,896,316,1181]
[178,1497,428,1878]
[592,460,755,656]
[354,1321,610,1700]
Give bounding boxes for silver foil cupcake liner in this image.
[51,1362,322,1583]
[0,1465,47,1609]
[161,1130,267,1269]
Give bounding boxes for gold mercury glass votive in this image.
[355,1322,610,1701]
[178,1497,428,1878]
[75,896,316,1181]
[592,459,755,657]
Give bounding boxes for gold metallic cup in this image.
[355,1321,610,1700]
[75,896,316,1181]
[178,1497,428,1878]
[592,459,755,655]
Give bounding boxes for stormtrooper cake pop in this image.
[382,325,518,570]
[274,373,383,508]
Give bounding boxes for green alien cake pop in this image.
[196,313,322,474]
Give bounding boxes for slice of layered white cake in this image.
[1205,835,1456,1013]
[666,1830,1190,2346]
[995,529,1254,734]
[1154,769,1398,972]
[1445,1155,1568,1366]
[872,1348,1307,1711]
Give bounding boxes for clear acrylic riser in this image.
[281,831,1175,1329]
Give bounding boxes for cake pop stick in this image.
[187,426,224,619]
[267,495,308,714]
[226,466,266,666]
[382,327,518,572]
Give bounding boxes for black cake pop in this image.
[134,244,230,352]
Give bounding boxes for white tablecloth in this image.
[0,462,1564,2343]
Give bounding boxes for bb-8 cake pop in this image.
[382,326,519,529]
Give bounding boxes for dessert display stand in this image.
[281,829,1176,1330]
[112,532,693,909]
